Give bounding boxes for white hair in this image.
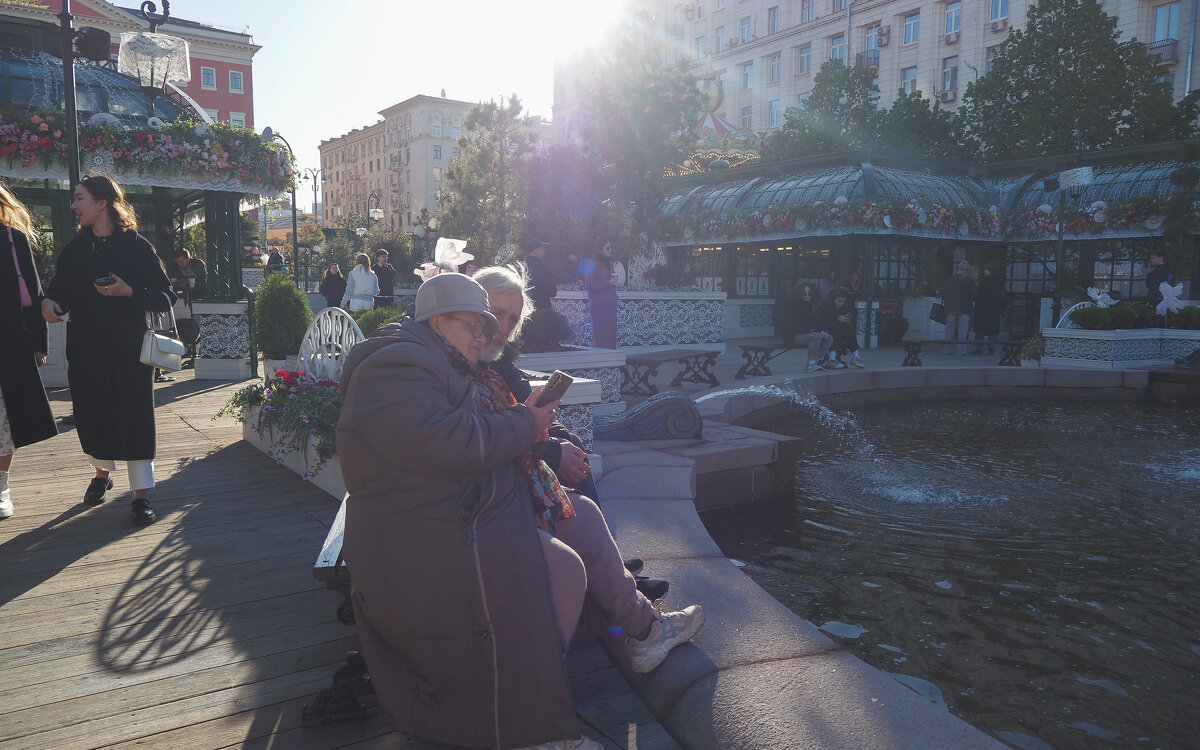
[473,264,534,343]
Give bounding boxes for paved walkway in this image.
[0,375,680,750]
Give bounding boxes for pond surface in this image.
[703,400,1200,750]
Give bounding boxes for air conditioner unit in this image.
[944,32,959,44]
[877,28,891,46]
[727,38,739,47]
[991,18,1008,31]
[938,90,957,102]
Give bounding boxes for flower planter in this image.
[242,419,345,501]
[1042,328,1171,369]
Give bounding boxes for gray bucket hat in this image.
[414,273,499,333]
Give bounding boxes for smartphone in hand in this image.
[94,276,116,287]
[535,370,573,406]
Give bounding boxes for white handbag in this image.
[140,307,187,371]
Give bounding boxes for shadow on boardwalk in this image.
[0,376,675,750]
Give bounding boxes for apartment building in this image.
[645,0,1195,138]
[320,95,556,232]
[2,0,260,128]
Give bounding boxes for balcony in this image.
[855,49,881,69]
[1145,38,1178,63]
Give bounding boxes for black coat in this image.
[319,274,347,308]
[45,228,175,461]
[373,262,397,296]
[0,226,57,450]
[973,274,1007,336]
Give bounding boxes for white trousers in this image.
[88,455,155,491]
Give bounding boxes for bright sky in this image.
[175,0,627,211]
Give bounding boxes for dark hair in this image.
[355,253,370,268]
[797,283,817,297]
[375,249,388,257]
[591,238,612,257]
[984,261,999,274]
[324,265,342,279]
[173,248,191,260]
[1150,250,1165,259]
[79,175,138,231]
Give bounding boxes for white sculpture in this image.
[1157,281,1185,316]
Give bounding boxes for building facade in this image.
[644,0,1195,137]
[319,94,556,233]
[3,0,260,128]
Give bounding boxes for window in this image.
[904,12,920,44]
[866,23,882,51]
[229,112,245,127]
[986,45,1000,72]
[945,1,961,34]
[452,125,461,139]
[716,25,725,49]
[203,107,219,122]
[797,92,811,107]
[742,61,754,88]
[716,0,725,9]
[718,70,728,92]
[831,34,845,61]
[942,56,958,92]
[1153,2,1180,41]
[767,6,779,34]
[797,44,811,74]
[452,147,461,158]
[769,99,781,127]
[740,16,752,42]
[697,36,707,57]
[741,106,753,129]
[697,0,705,19]
[833,0,846,10]
[433,167,442,181]
[901,66,919,95]
[432,118,442,137]
[432,145,442,159]
[769,53,781,82]
[200,66,216,90]
[801,0,814,23]
[990,0,1008,20]
[228,70,243,93]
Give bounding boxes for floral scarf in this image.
[446,345,575,531]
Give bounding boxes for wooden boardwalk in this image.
[0,374,679,750]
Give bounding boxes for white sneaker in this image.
[849,356,865,369]
[0,490,12,519]
[518,738,603,750]
[627,604,706,673]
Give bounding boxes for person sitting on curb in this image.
[472,265,670,601]
[790,282,834,371]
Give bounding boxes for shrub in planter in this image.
[1167,305,1200,330]
[350,303,408,336]
[253,273,313,359]
[1068,304,1159,330]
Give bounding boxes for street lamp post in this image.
[261,128,300,287]
[366,190,383,232]
[56,2,119,186]
[1045,130,1090,326]
[301,168,324,226]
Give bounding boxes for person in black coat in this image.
[319,263,347,310]
[942,261,977,356]
[815,287,864,368]
[971,262,1007,354]
[582,238,618,349]
[372,249,397,300]
[41,176,175,526]
[1145,250,1173,308]
[0,183,58,519]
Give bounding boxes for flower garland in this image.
[1,108,294,194]
[665,194,1199,243]
[215,370,342,479]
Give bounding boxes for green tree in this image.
[763,60,880,159]
[956,0,1198,161]
[874,91,962,159]
[574,8,702,247]
[439,95,533,263]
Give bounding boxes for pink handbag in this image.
[8,227,33,308]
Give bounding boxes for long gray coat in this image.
[336,317,577,749]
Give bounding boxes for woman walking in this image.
[582,238,618,348]
[341,253,378,312]
[0,183,58,518]
[318,263,346,310]
[41,176,175,525]
[971,262,1007,354]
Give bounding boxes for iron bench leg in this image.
[621,361,660,396]
[670,353,720,388]
[902,342,924,367]
[998,343,1022,366]
[735,346,774,379]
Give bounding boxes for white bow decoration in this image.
[1157,281,1185,316]
[413,262,441,282]
[1086,287,1117,308]
[435,238,473,269]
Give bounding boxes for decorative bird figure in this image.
[1157,281,1185,317]
[1086,287,1117,308]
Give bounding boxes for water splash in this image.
[697,380,876,454]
